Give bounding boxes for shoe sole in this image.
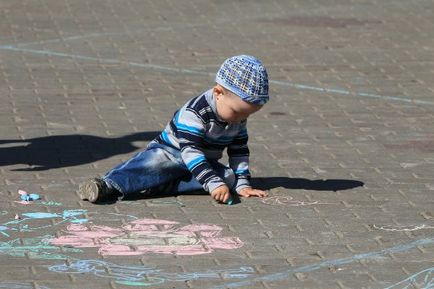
[78,181,99,203]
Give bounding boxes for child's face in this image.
[213,85,263,123]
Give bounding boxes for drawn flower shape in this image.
[49,218,243,256]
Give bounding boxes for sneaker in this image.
[78,178,113,203]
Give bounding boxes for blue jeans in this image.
[103,142,235,196]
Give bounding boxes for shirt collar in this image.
[205,89,228,125]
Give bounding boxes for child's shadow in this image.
[250,177,364,192]
[0,131,159,171]
[119,177,364,205]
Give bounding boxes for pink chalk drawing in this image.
[261,196,333,206]
[49,218,243,256]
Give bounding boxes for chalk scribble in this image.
[373,224,434,232]
[0,282,50,289]
[384,267,434,289]
[261,196,332,206]
[49,259,255,286]
[0,235,81,259]
[0,209,88,237]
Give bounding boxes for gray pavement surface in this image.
[0,0,433,288]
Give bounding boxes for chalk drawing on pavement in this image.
[374,224,434,232]
[147,199,186,207]
[86,211,138,222]
[40,201,63,206]
[261,195,334,206]
[0,235,81,260]
[0,282,50,289]
[384,267,434,289]
[212,237,434,288]
[49,259,255,286]
[49,218,243,256]
[0,209,140,237]
[0,209,88,237]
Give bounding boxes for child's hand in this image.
[211,185,231,203]
[238,187,268,198]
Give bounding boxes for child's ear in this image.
[213,85,224,98]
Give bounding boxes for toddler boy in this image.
[79,55,269,204]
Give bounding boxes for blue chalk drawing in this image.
[269,80,434,105]
[0,209,139,237]
[0,209,88,237]
[385,267,434,289]
[14,32,132,47]
[0,228,9,237]
[0,210,157,260]
[0,46,201,75]
[0,282,50,289]
[0,41,432,106]
[0,235,82,260]
[49,259,254,286]
[213,237,434,288]
[12,27,171,48]
[21,212,60,218]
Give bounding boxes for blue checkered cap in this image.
[215,55,269,105]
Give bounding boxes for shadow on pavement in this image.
[251,177,364,191]
[116,177,364,206]
[0,132,159,171]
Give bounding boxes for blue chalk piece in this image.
[29,193,40,201]
[227,196,233,205]
[19,193,40,201]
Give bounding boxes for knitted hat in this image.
[215,55,269,105]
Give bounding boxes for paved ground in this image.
[0,0,433,288]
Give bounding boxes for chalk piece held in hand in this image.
[227,196,233,205]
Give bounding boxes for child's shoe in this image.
[78,178,113,203]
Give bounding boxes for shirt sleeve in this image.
[176,108,226,193]
[227,123,251,193]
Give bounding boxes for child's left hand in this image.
[238,187,268,198]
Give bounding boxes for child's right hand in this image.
[211,185,231,203]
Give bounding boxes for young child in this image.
[79,55,269,204]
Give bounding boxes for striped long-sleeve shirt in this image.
[152,89,251,193]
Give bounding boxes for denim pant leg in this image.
[176,161,236,193]
[103,143,189,195]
